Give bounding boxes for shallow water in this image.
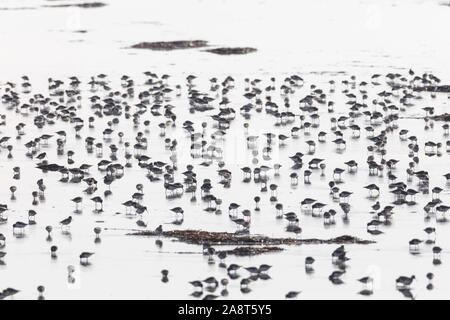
[1,0,450,81]
[0,0,450,300]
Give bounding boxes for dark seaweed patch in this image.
[204,47,257,55]
[130,40,208,50]
[128,229,375,246]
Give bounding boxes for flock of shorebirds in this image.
[0,68,449,300]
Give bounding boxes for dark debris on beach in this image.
[43,2,107,9]
[413,85,450,92]
[128,229,375,246]
[130,40,208,50]
[204,47,257,55]
[432,113,450,121]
